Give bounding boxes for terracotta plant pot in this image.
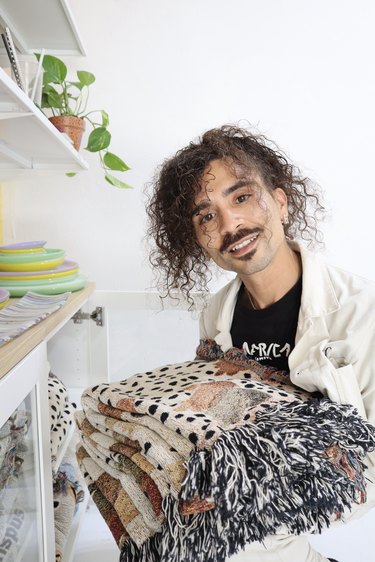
[49,115,85,151]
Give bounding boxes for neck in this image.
[241,243,301,310]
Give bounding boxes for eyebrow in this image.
[191,179,256,217]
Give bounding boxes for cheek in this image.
[194,224,207,249]
[258,194,281,225]
[194,225,219,251]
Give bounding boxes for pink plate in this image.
[0,240,47,251]
[0,288,10,302]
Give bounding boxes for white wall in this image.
[4,0,375,290]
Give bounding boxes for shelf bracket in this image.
[71,306,104,327]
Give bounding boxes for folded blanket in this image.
[53,449,85,561]
[76,339,375,562]
[48,373,77,472]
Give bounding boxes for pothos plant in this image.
[36,53,131,189]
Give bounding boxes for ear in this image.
[272,188,288,217]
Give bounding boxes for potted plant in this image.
[36,53,131,189]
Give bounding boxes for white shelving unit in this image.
[0,0,85,56]
[0,67,88,174]
[0,4,95,560]
[0,0,88,176]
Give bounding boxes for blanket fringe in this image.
[120,397,375,562]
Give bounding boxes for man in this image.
[147,125,375,562]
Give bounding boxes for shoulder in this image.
[292,242,375,337]
[298,242,374,304]
[325,261,374,298]
[199,277,241,338]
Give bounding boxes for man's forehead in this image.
[195,161,262,200]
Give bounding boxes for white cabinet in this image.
[0,344,52,561]
[0,283,103,561]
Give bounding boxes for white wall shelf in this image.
[0,67,88,175]
[0,0,85,56]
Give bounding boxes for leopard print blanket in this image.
[75,339,375,562]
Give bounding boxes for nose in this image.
[218,208,243,236]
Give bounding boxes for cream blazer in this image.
[199,242,375,478]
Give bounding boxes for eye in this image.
[236,193,251,204]
[199,212,215,225]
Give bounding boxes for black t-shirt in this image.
[230,277,302,371]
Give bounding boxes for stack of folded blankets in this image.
[76,339,375,562]
[48,373,85,561]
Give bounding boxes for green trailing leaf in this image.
[41,86,62,108]
[86,127,111,152]
[46,90,64,109]
[68,81,85,91]
[77,70,95,86]
[39,54,67,84]
[101,110,109,128]
[66,172,76,177]
[103,152,130,171]
[105,173,133,189]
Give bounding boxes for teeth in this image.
[230,236,257,252]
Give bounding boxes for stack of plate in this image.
[0,241,87,297]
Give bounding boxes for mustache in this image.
[220,228,262,253]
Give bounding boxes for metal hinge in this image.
[72,306,104,327]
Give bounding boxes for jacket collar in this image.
[213,240,340,350]
[293,241,340,318]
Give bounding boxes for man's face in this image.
[192,159,288,278]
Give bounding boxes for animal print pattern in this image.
[48,373,77,471]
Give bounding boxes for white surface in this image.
[310,506,375,562]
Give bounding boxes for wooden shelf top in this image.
[0,282,95,380]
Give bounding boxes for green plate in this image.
[2,275,87,297]
[0,248,64,264]
[0,273,79,287]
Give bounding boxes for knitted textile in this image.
[48,373,77,472]
[76,339,375,562]
[53,449,85,561]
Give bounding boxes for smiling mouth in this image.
[227,234,259,255]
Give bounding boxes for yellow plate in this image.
[0,298,9,309]
[0,247,45,254]
[0,267,79,281]
[0,257,65,272]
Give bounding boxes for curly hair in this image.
[146,124,325,302]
